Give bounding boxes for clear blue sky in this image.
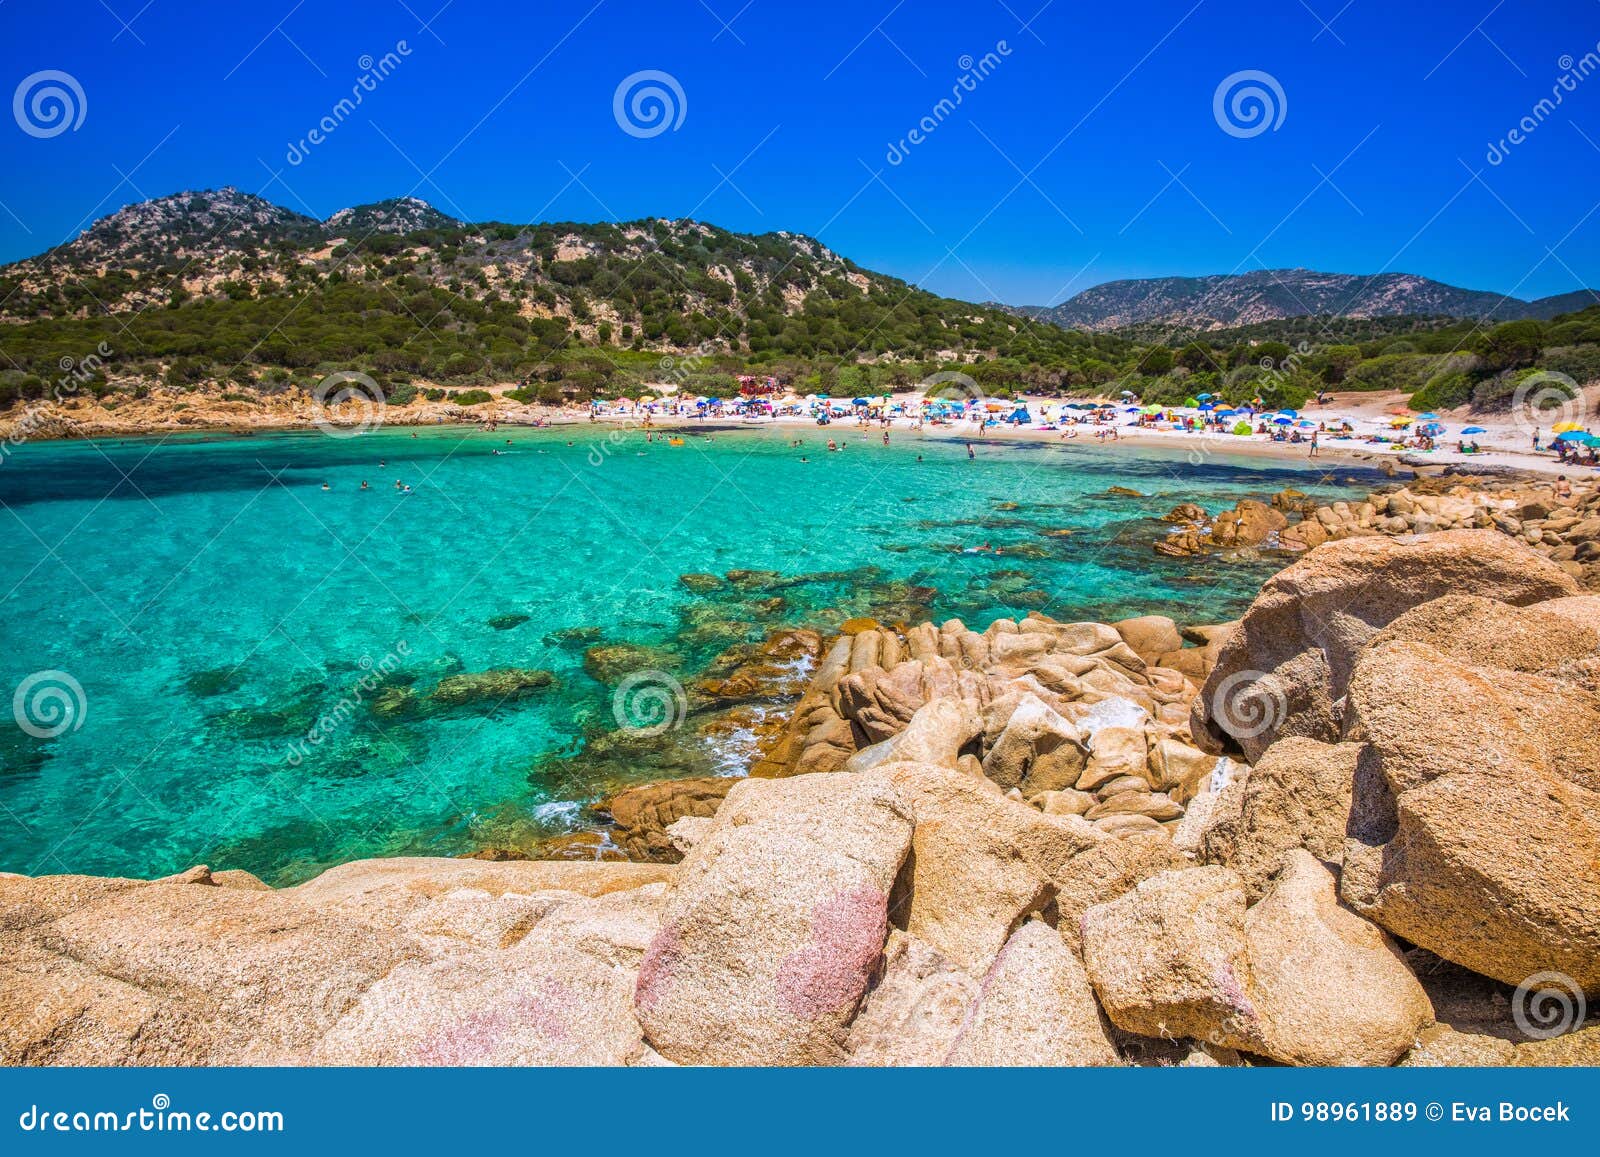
[1,0,1597,305]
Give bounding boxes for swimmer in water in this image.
[321,483,330,491]
[967,443,976,459]
[360,481,369,490]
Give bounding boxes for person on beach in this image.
[1557,475,1573,499]
[1310,430,1319,458]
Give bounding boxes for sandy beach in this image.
[11,382,1593,481]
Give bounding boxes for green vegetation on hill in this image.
[2,190,1598,416]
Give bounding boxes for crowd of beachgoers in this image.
[579,384,1597,477]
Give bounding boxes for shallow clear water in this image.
[0,422,1378,882]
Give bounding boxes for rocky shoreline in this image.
[1159,469,1600,586]
[3,526,1597,1066]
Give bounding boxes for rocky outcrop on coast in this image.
[1163,472,1600,590]
[3,529,1597,1067]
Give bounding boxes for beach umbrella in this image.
[1578,434,1600,447]
[1553,430,1588,442]
[1553,421,1583,433]
[1120,389,1134,397]
[1390,418,1412,427]
[1417,412,1439,420]
[1276,409,1298,418]
[1196,392,1215,400]
[851,396,869,406]
[1297,420,1317,428]
[1461,426,1487,434]
[1271,416,1293,425]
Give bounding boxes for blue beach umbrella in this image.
[1196,392,1215,400]
[1271,416,1293,425]
[1554,430,1588,442]
[1461,426,1487,434]
[1417,412,1439,420]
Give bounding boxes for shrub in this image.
[1540,344,1600,387]
[453,389,493,405]
[1408,371,1472,412]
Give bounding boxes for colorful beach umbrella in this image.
[1553,421,1583,433]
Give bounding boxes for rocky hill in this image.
[0,187,1006,353]
[1009,268,1596,332]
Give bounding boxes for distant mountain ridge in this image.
[1006,268,1597,332]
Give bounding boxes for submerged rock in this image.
[431,668,556,707]
[583,643,682,685]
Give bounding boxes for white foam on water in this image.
[532,800,581,828]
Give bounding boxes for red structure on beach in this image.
[738,375,779,397]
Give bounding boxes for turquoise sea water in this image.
[0,423,1378,883]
